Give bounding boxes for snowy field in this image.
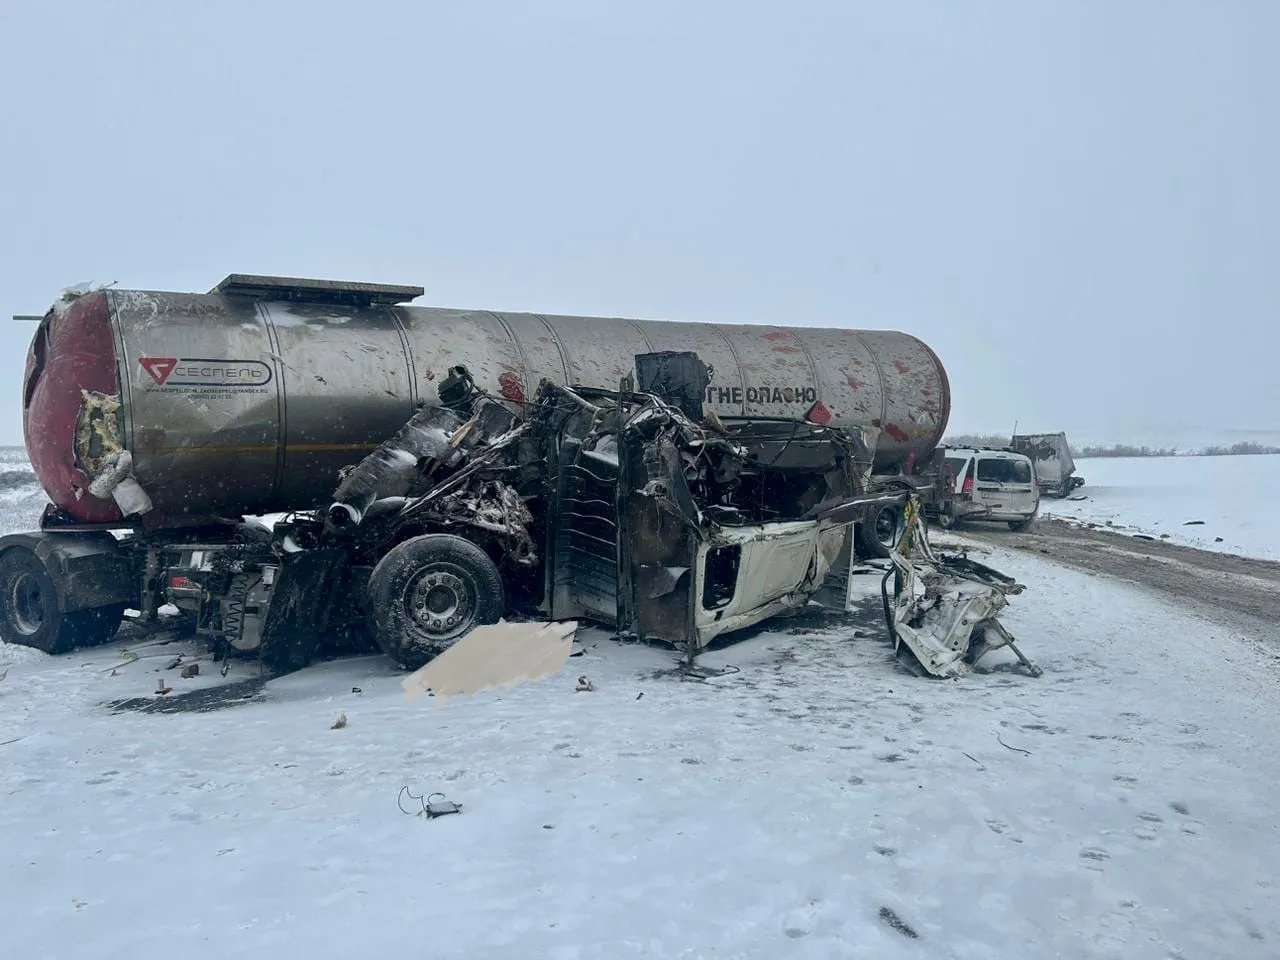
[3,546,1279,959]
[1038,454,1280,562]
[3,449,1280,958]
[0,446,48,527]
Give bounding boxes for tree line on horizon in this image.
[942,435,1280,458]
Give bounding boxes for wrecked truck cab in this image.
[1010,432,1085,498]
[538,375,901,660]
[136,355,930,676]
[227,362,905,673]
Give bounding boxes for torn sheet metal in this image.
[328,391,521,528]
[885,497,1039,678]
[252,354,931,675]
[76,390,154,515]
[456,480,536,564]
[76,389,123,474]
[401,620,578,705]
[329,403,463,524]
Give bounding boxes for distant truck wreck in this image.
[157,352,1034,680]
[1010,432,1085,498]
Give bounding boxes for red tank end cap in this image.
[23,291,124,523]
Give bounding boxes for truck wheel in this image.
[856,503,902,559]
[1008,518,1034,532]
[367,534,505,670]
[937,509,956,530]
[0,549,126,654]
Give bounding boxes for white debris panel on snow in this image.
[2,539,1278,960]
[401,620,578,704]
[886,500,1039,679]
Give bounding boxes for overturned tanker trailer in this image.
[2,274,955,664]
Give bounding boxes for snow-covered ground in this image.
[1039,454,1280,561]
[0,447,48,527]
[3,448,1279,958]
[3,539,1280,959]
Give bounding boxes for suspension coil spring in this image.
[221,573,249,647]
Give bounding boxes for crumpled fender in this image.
[0,531,137,613]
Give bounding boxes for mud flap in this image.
[257,547,349,674]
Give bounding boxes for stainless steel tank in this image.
[23,276,950,526]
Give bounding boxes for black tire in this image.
[0,549,126,654]
[937,509,956,530]
[1008,518,1034,532]
[856,502,903,559]
[366,534,505,670]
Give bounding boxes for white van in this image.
[941,447,1040,531]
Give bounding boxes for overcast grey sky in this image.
[1,1,1275,447]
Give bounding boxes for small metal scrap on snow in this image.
[398,787,463,819]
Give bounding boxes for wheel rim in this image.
[9,571,45,636]
[875,508,900,546]
[407,564,476,643]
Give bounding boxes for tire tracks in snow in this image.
[966,518,1280,640]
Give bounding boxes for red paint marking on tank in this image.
[883,422,910,443]
[846,376,862,390]
[23,292,122,523]
[772,345,802,354]
[498,371,525,402]
[894,359,910,374]
[762,331,791,341]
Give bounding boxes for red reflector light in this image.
[170,575,195,590]
[962,476,974,495]
[805,401,831,425]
